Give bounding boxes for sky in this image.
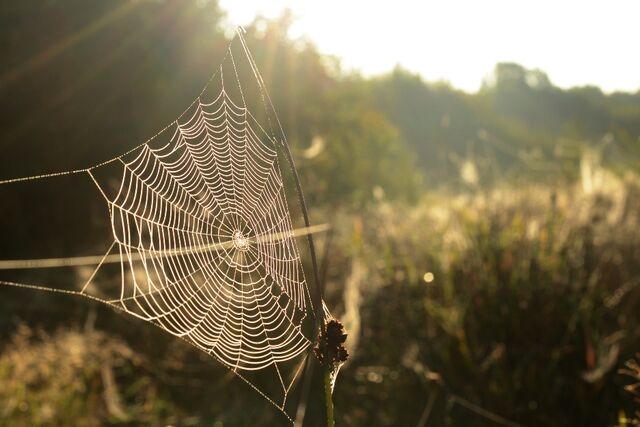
[218,0,640,93]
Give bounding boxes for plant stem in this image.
[324,367,335,427]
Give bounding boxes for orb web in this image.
[0,29,325,424]
[111,83,311,372]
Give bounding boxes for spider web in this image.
[0,29,326,423]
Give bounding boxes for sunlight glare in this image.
[219,0,640,93]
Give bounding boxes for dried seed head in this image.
[314,319,349,367]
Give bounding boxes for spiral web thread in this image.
[0,29,324,423]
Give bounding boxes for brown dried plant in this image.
[620,354,640,425]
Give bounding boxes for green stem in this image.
[324,367,335,427]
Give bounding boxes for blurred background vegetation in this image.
[1,1,639,426]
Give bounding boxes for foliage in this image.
[324,169,640,426]
[0,325,174,426]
